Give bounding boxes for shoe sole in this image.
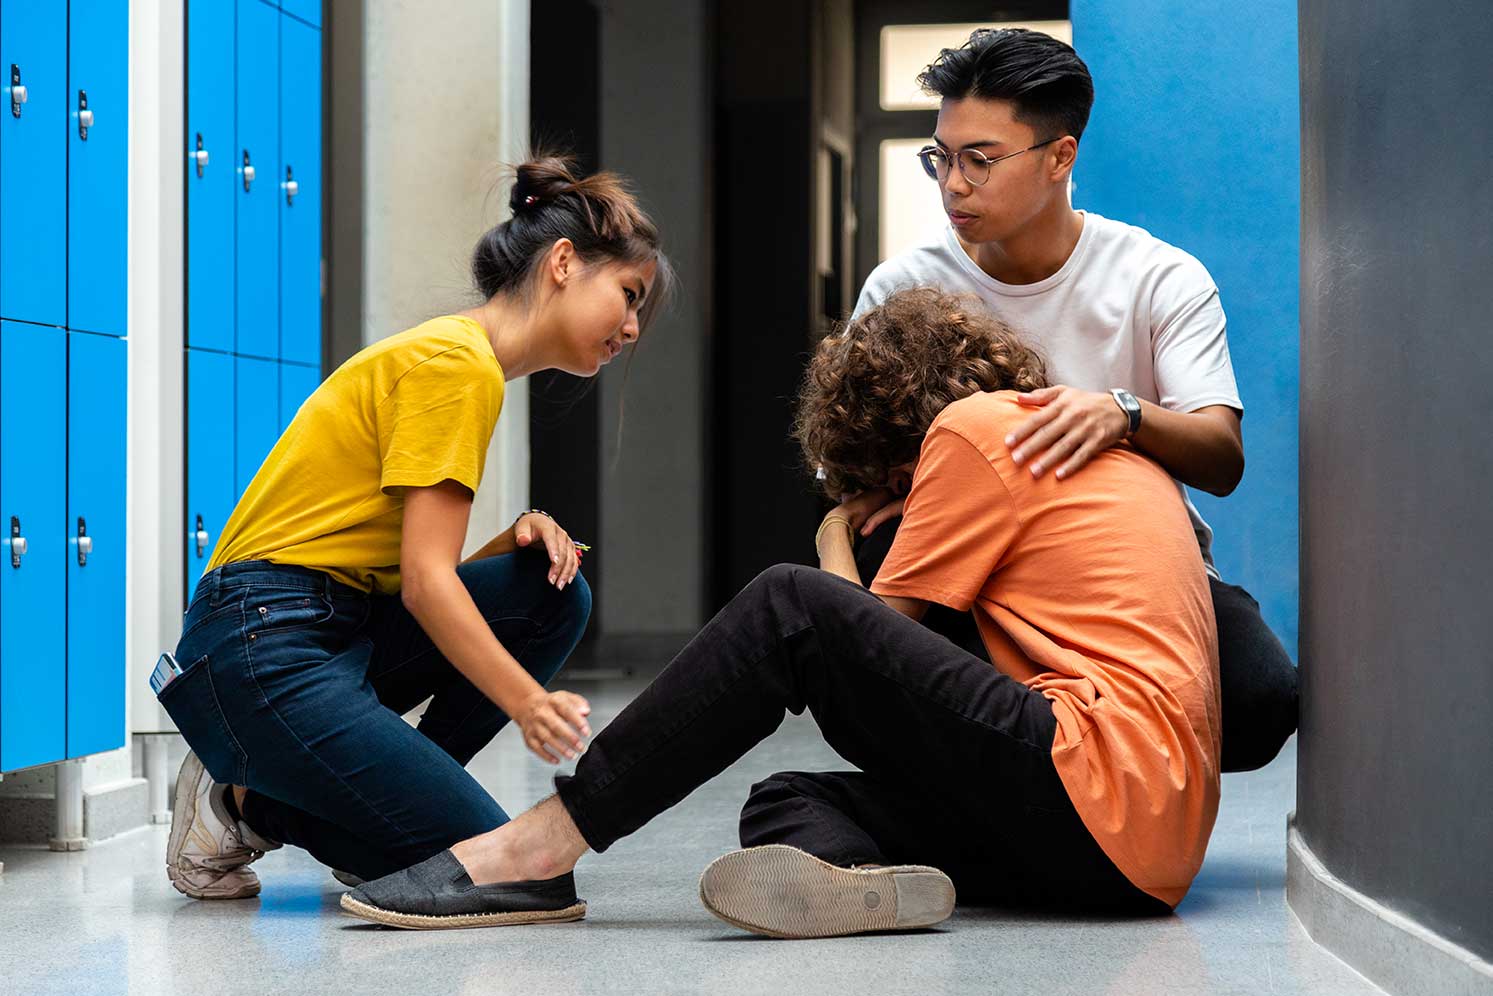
[698,845,955,939]
[339,893,587,930]
[165,753,260,901]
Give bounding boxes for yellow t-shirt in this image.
[207,315,506,593]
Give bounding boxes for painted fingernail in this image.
[1005,435,1015,445]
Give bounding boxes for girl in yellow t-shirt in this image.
[159,156,673,902]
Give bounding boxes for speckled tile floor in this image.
[0,672,1383,996]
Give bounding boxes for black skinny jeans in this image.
[557,565,1169,915]
[854,520,1298,773]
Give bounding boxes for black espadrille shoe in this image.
[339,850,586,930]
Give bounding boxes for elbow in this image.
[399,565,441,616]
[1204,447,1246,498]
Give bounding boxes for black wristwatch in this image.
[1109,389,1142,438]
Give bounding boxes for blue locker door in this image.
[66,332,127,758]
[279,361,321,433]
[186,349,235,589]
[279,14,321,366]
[235,0,280,359]
[0,322,67,771]
[280,1,322,29]
[0,4,67,326]
[235,355,280,495]
[67,0,130,338]
[186,0,235,353]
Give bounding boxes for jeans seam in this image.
[241,611,424,851]
[372,613,537,683]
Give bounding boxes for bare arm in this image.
[1008,387,1245,497]
[816,501,929,623]
[400,480,590,762]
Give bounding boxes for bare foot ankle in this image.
[449,796,588,886]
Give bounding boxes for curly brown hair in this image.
[796,287,1049,497]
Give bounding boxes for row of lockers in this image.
[186,0,323,365]
[0,0,129,336]
[184,1,326,587]
[0,0,130,773]
[0,323,127,772]
[186,351,319,586]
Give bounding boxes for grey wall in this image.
[1297,0,1493,963]
[597,0,712,636]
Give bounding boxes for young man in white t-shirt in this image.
[850,27,1296,772]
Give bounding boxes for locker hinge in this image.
[77,517,93,567]
[9,65,26,118]
[242,149,256,192]
[9,516,26,568]
[77,90,93,140]
[284,164,299,206]
[194,514,210,558]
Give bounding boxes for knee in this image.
[738,771,803,841]
[742,563,829,603]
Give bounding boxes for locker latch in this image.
[9,516,26,568]
[9,65,26,118]
[285,165,299,206]
[242,150,256,192]
[194,514,210,558]
[192,133,209,177]
[77,517,92,567]
[77,90,93,140]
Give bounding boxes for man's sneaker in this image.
[698,844,956,939]
[165,752,280,900]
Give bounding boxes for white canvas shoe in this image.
[165,752,279,900]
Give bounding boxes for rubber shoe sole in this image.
[698,844,955,939]
[339,893,586,930]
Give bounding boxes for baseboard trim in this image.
[1287,817,1493,996]
[0,777,149,847]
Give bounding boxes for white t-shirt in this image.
[853,211,1242,578]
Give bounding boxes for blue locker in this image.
[186,349,235,589]
[279,361,321,433]
[235,0,280,360]
[0,321,67,771]
[0,3,67,326]
[67,0,131,338]
[186,0,235,353]
[66,332,127,758]
[235,354,279,495]
[280,1,322,29]
[279,14,321,366]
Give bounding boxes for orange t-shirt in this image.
[871,391,1220,907]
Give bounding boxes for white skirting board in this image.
[1287,817,1493,996]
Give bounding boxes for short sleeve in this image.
[870,426,1021,611]
[1151,262,1244,415]
[376,347,503,496]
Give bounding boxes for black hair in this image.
[470,154,675,331]
[917,28,1094,143]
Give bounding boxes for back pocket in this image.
[157,654,247,785]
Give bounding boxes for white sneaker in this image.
[165,752,280,899]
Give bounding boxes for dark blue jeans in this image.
[162,553,590,881]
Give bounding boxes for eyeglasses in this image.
[916,138,1060,186]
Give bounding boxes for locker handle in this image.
[284,165,299,205]
[194,514,210,558]
[9,65,26,118]
[77,517,92,567]
[242,150,256,191]
[9,516,26,568]
[191,134,209,177]
[77,90,93,140]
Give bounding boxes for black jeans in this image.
[556,565,1169,915]
[854,520,1299,773]
[165,552,590,881]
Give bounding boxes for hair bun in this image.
[510,155,582,217]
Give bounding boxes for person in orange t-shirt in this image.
[343,286,1217,938]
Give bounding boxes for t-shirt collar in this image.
[944,210,1094,298]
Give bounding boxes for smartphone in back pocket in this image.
[149,652,183,696]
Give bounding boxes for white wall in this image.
[362,0,531,552]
